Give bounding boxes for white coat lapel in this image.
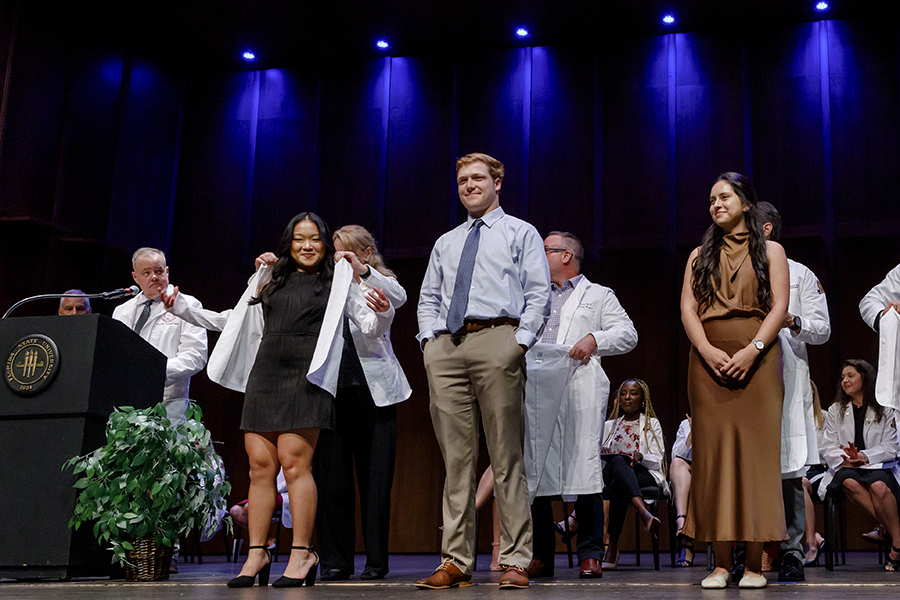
[557,279,588,344]
[307,260,353,395]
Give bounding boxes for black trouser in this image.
[603,454,655,538]
[531,493,605,563]
[314,385,397,576]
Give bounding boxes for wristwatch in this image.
[751,339,765,351]
[361,266,372,279]
[789,316,802,332]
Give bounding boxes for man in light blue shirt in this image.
[415,153,551,590]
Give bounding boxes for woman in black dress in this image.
[228,212,390,588]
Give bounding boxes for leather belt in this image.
[452,317,519,337]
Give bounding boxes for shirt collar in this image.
[552,273,583,292]
[466,206,505,229]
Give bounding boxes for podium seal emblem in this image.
[4,334,60,396]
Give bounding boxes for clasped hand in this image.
[702,344,758,381]
[840,441,868,467]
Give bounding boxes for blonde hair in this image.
[608,378,667,478]
[456,152,505,180]
[811,379,825,430]
[333,225,396,279]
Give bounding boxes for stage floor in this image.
[3,552,900,598]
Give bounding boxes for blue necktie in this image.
[446,219,484,334]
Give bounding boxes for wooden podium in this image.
[0,314,165,579]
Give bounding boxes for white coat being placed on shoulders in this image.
[168,260,397,399]
[526,276,637,498]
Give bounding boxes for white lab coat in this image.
[527,277,637,497]
[672,418,692,462]
[602,414,669,494]
[169,261,394,398]
[818,402,900,499]
[860,263,900,331]
[780,259,831,475]
[345,268,411,407]
[112,291,208,420]
[877,310,900,411]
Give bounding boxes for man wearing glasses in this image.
[527,231,638,579]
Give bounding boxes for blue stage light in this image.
[376,39,390,50]
[662,14,676,25]
[515,27,530,38]
[815,1,829,10]
[242,51,256,62]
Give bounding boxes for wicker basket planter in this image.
[124,537,174,582]
[66,402,230,573]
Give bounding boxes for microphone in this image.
[3,286,141,318]
[102,285,140,299]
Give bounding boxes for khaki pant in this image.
[423,325,533,573]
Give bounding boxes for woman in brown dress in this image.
[680,172,790,589]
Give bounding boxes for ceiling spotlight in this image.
[376,39,390,50]
[814,1,829,10]
[662,14,676,25]
[242,51,257,62]
[515,27,530,38]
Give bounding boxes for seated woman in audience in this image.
[820,359,900,570]
[800,381,825,565]
[670,415,693,566]
[600,378,666,569]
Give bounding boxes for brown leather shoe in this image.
[414,560,472,589]
[499,565,529,589]
[525,558,554,579]
[579,558,603,578]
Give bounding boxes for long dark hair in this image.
[250,212,334,306]
[691,172,771,313]
[835,359,883,423]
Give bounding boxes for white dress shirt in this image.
[416,206,551,349]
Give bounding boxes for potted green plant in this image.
[65,402,231,580]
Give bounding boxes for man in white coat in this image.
[112,247,207,423]
[527,231,637,579]
[758,203,831,582]
[860,263,900,332]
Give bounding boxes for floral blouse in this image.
[608,418,641,455]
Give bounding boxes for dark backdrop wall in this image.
[2,4,899,553]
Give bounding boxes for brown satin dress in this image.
[681,230,788,542]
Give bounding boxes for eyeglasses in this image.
[544,247,568,254]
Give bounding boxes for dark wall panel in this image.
[601,36,669,249]
[675,32,746,243]
[457,49,527,222]
[383,56,454,251]
[319,58,390,236]
[529,47,594,243]
[53,47,123,240]
[0,8,67,222]
[106,60,184,254]
[250,67,320,259]
[750,24,825,224]
[829,20,900,231]
[173,72,257,306]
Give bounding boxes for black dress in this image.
[241,271,335,432]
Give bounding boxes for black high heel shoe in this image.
[227,546,272,587]
[272,545,320,587]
